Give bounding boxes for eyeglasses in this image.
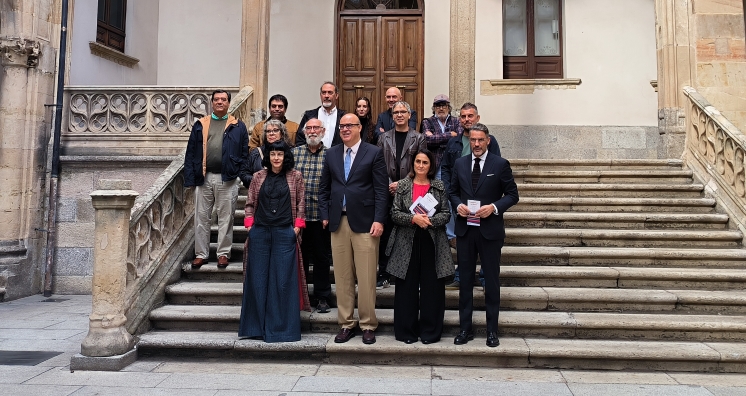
[304,125,324,131]
[434,103,449,108]
[339,123,361,130]
[469,138,487,144]
[392,110,409,115]
[266,129,281,134]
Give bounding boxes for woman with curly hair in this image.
[239,140,310,342]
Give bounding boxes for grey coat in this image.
[385,177,455,280]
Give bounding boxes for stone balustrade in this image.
[62,86,238,156]
[683,86,746,241]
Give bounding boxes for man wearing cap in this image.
[421,94,460,180]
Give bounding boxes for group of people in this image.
[183,83,519,348]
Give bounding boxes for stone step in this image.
[509,159,685,171]
[230,211,729,230]
[504,212,729,229]
[512,197,716,213]
[136,330,746,372]
[0,287,5,302]
[513,170,693,184]
[216,226,742,249]
[148,304,746,342]
[516,183,704,198]
[183,262,746,291]
[163,282,746,314]
[205,244,746,268]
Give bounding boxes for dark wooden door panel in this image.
[337,13,423,122]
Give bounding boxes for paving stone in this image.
[155,372,299,391]
[216,392,357,396]
[706,387,746,396]
[315,364,431,379]
[432,379,574,396]
[669,372,746,387]
[25,366,171,387]
[0,329,85,340]
[293,375,432,395]
[154,360,318,376]
[560,369,678,384]
[0,319,64,329]
[0,384,81,396]
[0,365,54,384]
[432,367,564,382]
[567,383,714,396]
[69,387,217,396]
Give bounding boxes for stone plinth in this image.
[80,180,138,357]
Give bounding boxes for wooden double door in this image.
[337,14,424,124]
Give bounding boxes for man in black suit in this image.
[319,113,388,345]
[296,81,346,147]
[449,123,519,348]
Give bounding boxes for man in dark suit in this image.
[319,113,388,345]
[296,81,346,147]
[449,123,519,348]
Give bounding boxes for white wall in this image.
[157,0,241,86]
[474,0,658,126]
[267,0,335,119]
[424,0,451,110]
[69,0,160,85]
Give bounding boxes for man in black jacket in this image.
[296,82,346,148]
[374,87,418,143]
[184,90,249,269]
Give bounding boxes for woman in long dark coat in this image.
[386,148,455,344]
[239,140,309,342]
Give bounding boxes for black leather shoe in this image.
[453,331,474,345]
[334,328,355,343]
[486,332,500,347]
[316,299,331,313]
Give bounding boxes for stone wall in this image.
[53,157,174,294]
[693,0,746,131]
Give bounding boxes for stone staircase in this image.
[138,159,746,371]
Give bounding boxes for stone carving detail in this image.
[126,172,194,281]
[66,88,235,134]
[0,38,40,68]
[686,87,746,199]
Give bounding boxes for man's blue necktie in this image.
[343,147,351,207]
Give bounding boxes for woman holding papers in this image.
[386,149,455,344]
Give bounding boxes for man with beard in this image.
[249,94,299,151]
[296,82,345,148]
[421,94,459,180]
[292,118,333,313]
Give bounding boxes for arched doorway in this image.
[336,0,424,123]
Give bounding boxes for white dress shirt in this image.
[318,107,338,148]
[469,152,499,215]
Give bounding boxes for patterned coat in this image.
[385,177,455,280]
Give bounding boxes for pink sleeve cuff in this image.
[244,217,254,228]
[295,218,306,228]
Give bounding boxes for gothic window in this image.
[503,0,563,79]
[97,0,127,52]
[343,0,420,10]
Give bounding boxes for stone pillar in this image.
[80,180,138,358]
[449,0,477,108]
[240,0,270,126]
[0,38,40,246]
[654,0,695,158]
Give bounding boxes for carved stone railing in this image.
[683,86,746,241]
[62,86,238,156]
[116,86,253,335]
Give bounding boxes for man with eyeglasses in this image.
[248,94,299,151]
[374,87,418,143]
[292,118,333,314]
[441,103,501,290]
[375,101,426,289]
[184,90,249,270]
[449,122,518,348]
[319,113,388,345]
[421,94,460,179]
[296,82,346,148]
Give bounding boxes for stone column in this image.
[654,0,695,158]
[240,0,270,126]
[449,0,477,108]
[0,38,40,246]
[80,180,138,358]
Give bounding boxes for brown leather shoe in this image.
[217,255,229,268]
[362,329,376,345]
[191,257,206,268]
[334,328,355,343]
